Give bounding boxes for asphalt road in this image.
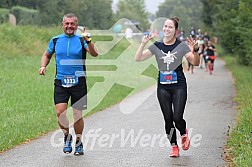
[0,57,236,167]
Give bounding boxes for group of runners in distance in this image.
[178,27,216,75]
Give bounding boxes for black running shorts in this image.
[54,77,87,110]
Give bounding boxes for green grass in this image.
[0,56,57,151]
[222,55,252,166]
[0,24,157,152]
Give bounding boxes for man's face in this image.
[62,17,78,36]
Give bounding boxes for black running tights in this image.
[157,88,187,145]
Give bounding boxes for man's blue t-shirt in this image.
[47,33,88,81]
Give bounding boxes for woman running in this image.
[204,40,216,75]
[134,17,200,157]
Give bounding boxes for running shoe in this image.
[63,134,72,154]
[169,145,179,157]
[74,141,84,155]
[181,129,190,150]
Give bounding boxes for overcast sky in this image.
[112,0,165,14]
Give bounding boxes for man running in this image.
[39,13,98,155]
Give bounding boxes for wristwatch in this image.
[86,33,92,44]
[81,33,92,44]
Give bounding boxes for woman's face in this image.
[163,19,176,40]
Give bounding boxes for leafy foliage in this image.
[0,0,114,29]
[202,0,252,66]
[11,6,39,25]
[115,0,149,31]
[0,8,9,23]
[156,0,203,34]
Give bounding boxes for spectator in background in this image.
[203,31,210,42]
[125,27,133,39]
[196,29,202,38]
[197,36,205,69]
[189,26,196,39]
[179,28,185,41]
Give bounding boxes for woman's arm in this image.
[185,36,200,66]
[186,51,200,66]
[134,43,153,62]
[134,33,154,62]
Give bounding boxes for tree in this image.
[115,0,149,31]
[169,5,191,33]
[200,0,224,30]
[0,0,18,9]
[156,0,203,35]
[79,0,114,29]
[37,0,66,26]
[0,0,43,9]
[206,0,252,65]
[233,0,252,65]
[210,0,239,53]
[0,0,114,29]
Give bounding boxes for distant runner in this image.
[204,40,216,75]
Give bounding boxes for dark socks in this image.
[64,134,72,142]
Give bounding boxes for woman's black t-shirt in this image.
[148,39,191,89]
[206,45,215,56]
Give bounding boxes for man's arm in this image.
[86,42,98,57]
[39,50,53,75]
[81,27,98,57]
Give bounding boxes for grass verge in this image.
[222,55,252,166]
